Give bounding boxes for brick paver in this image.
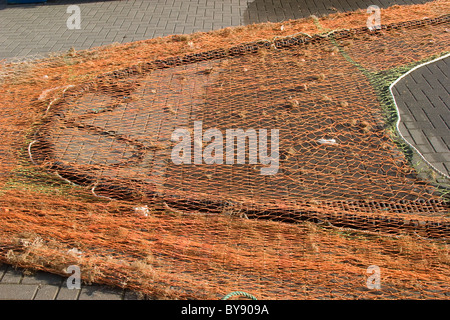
[392,54,450,178]
[0,284,38,300]
[33,285,59,300]
[0,264,139,300]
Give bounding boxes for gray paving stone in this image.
[78,285,124,300]
[427,136,449,153]
[441,136,450,149]
[55,286,81,300]
[399,112,415,123]
[0,266,23,284]
[412,109,430,122]
[0,284,38,300]
[409,129,428,146]
[412,143,435,154]
[33,285,59,300]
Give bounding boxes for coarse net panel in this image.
[1,4,449,300]
[31,16,450,232]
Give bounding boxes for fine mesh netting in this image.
[0,1,449,299]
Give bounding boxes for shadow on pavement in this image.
[243,0,432,25]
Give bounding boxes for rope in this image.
[221,291,257,300]
[39,85,75,115]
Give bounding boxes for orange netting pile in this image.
[0,1,449,299]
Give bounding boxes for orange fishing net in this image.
[0,1,449,299]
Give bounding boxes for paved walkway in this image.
[1,0,448,300]
[0,263,145,300]
[0,0,430,61]
[393,54,450,180]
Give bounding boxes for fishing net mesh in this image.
[0,1,449,299]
